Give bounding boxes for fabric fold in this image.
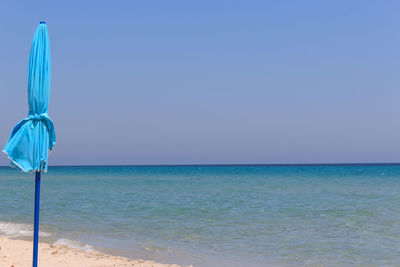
[3,113,56,172]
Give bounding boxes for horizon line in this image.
[1,162,400,168]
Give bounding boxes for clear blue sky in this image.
[0,1,399,165]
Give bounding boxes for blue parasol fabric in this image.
[3,22,55,172]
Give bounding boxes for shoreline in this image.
[0,237,192,267]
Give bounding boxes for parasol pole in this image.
[33,170,41,267]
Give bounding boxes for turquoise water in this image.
[1,165,400,266]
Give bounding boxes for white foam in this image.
[0,222,51,238]
[53,238,96,252]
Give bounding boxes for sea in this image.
[0,164,400,267]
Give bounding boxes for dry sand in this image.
[0,237,192,267]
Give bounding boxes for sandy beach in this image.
[0,238,191,267]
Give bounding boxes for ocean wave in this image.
[0,221,51,238]
[53,238,97,252]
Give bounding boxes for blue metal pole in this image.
[33,171,41,267]
[33,21,45,267]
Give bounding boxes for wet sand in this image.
[0,237,192,267]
